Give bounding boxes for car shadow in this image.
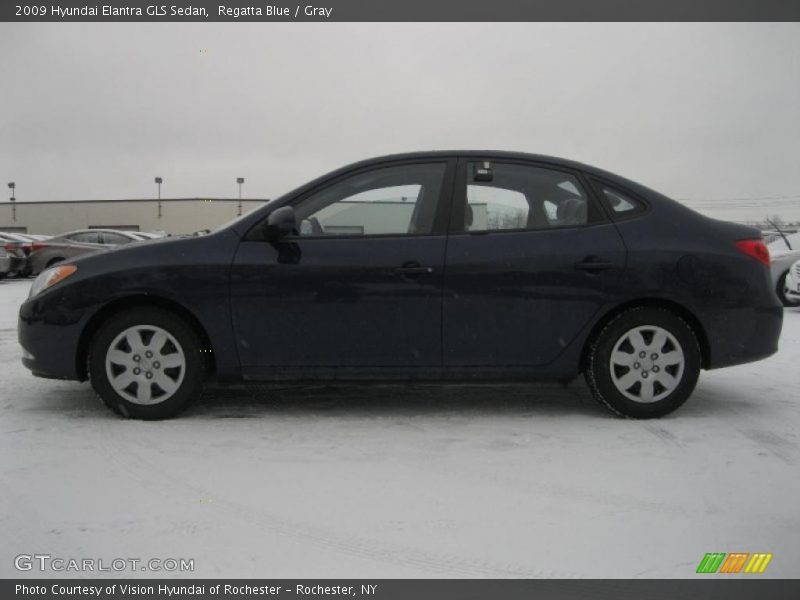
[186,380,605,419]
[186,378,773,421]
[17,375,775,422]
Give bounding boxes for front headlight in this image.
[29,265,78,298]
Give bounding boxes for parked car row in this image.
[1,229,165,279]
[0,232,50,278]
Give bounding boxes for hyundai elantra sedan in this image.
[18,152,783,419]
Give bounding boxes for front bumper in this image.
[18,292,90,381]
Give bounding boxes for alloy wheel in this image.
[609,325,685,404]
[105,325,186,405]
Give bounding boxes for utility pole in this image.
[7,182,16,221]
[155,177,163,218]
[236,177,245,216]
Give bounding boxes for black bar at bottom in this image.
[3,579,800,600]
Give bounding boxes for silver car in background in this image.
[27,229,147,275]
[0,232,37,276]
[0,246,11,279]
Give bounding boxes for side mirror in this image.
[264,206,297,241]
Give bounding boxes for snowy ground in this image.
[1,277,798,579]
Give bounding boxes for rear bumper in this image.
[702,304,783,370]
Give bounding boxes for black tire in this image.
[585,307,702,419]
[88,307,205,419]
[777,271,800,307]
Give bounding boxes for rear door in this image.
[443,158,627,370]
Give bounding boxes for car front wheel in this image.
[89,307,205,419]
[585,307,701,418]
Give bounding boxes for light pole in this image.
[7,182,15,221]
[236,177,245,216]
[154,177,163,218]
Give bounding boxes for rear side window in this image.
[598,185,647,219]
[102,232,135,245]
[461,161,601,233]
[69,232,101,243]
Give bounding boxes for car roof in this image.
[335,150,610,175]
[59,229,136,236]
[268,150,668,209]
[290,150,658,197]
[0,232,30,241]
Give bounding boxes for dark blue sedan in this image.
[18,152,783,419]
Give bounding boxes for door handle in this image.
[574,257,616,272]
[394,262,434,276]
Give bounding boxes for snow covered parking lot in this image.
[1,277,798,578]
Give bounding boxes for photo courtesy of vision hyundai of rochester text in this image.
[18,152,783,419]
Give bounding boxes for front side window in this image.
[462,162,594,232]
[294,163,446,237]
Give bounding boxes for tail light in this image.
[3,243,14,252]
[735,239,770,266]
[30,243,49,252]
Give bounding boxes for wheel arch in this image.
[580,298,711,371]
[76,295,216,381]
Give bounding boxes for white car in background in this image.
[784,259,800,306]
[768,231,800,307]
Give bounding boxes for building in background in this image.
[0,198,267,234]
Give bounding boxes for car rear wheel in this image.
[585,307,701,418]
[777,271,800,307]
[88,307,205,419]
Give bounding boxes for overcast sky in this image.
[1,23,799,220]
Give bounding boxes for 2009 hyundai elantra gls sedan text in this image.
[18,152,783,419]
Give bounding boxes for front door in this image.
[443,158,627,370]
[231,159,454,379]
